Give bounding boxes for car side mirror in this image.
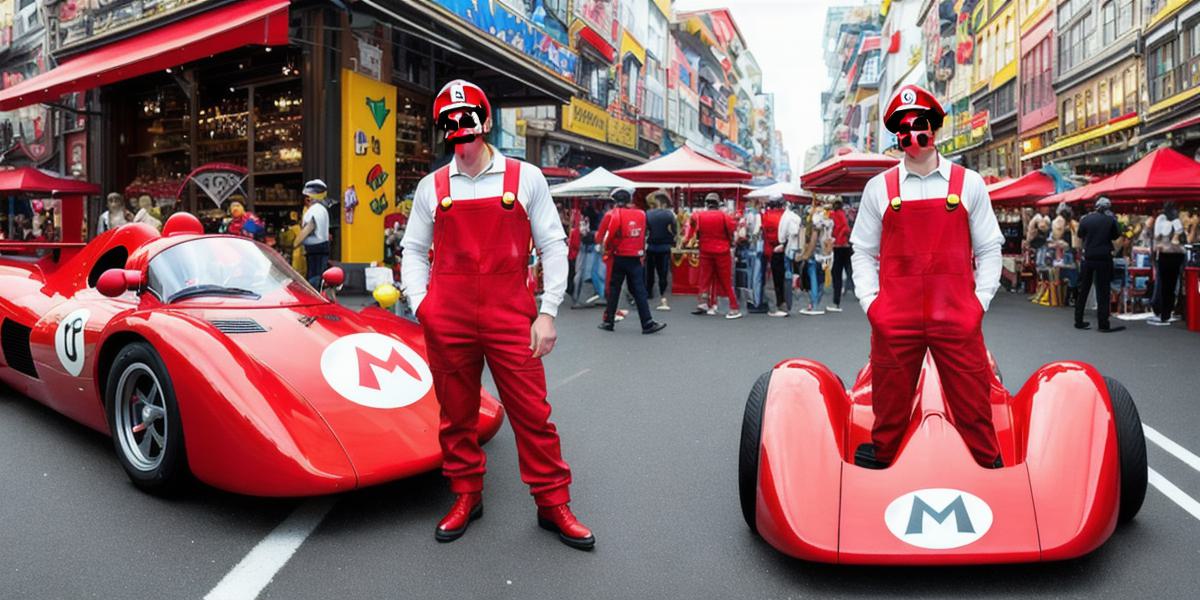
[97,269,144,298]
[321,266,345,290]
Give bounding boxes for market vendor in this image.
[850,84,1004,470]
[400,79,593,550]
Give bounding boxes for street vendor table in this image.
[671,249,736,301]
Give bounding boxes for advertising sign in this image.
[608,117,638,149]
[575,0,617,49]
[562,96,608,142]
[435,0,578,81]
[341,70,398,264]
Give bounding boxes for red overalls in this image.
[419,158,571,507]
[868,164,1000,465]
[694,210,739,310]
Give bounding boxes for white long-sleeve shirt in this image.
[849,155,1003,314]
[778,208,803,256]
[400,148,569,317]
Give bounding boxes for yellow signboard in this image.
[340,69,398,264]
[562,96,608,142]
[608,117,638,149]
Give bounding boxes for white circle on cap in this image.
[900,88,917,104]
[320,333,433,409]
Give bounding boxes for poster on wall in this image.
[575,0,617,48]
[435,0,577,81]
[341,69,398,264]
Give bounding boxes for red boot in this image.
[536,504,595,550]
[435,493,482,542]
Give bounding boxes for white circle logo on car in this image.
[55,308,90,377]
[319,333,432,409]
[884,488,993,549]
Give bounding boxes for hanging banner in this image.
[341,69,398,264]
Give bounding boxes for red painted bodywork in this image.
[755,354,1121,564]
[0,226,505,496]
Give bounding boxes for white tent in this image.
[548,167,639,198]
[744,180,811,200]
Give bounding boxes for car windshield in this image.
[148,237,321,304]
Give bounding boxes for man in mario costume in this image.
[401,80,594,550]
[849,84,1005,470]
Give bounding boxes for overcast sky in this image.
[674,0,865,178]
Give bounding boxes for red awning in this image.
[988,171,1055,207]
[0,0,289,111]
[801,148,898,194]
[615,146,752,184]
[0,167,100,195]
[1037,176,1116,206]
[1105,147,1200,200]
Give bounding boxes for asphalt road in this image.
[2,290,1198,599]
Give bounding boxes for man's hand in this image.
[529,314,558,358]
[774,244,784,253]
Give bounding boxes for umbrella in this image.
[988,171,1055,207]
[801,148,898,194]
[1105,146,1200,200]
[744,180,812,202]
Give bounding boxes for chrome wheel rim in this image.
[114,363,167,472]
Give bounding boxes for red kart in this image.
[0,213,503,496]
[739,354,1147,564]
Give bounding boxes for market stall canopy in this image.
[549,168,639,198]
[0,0,289,111]
[1037,176,1116,207]
[0,167,101,195]
[614,145,752,184]
[801,148,898,194]
[744,180,813,202]
[1105,147,1200,200]
[988,171,1055,207]
[0,168,100,246]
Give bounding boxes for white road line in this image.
[1148,468,1200,522]
[205,498,336,600]
[1144,424,1200,473]
[550,368,591,391]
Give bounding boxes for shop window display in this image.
[124,84,191,221]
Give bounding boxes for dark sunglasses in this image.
[896,116,931,135]
[437,110,482,132]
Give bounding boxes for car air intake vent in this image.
[1,319,38,378]
[209,319,267,334]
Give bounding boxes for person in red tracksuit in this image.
[596,188,666,334]
[760,194,789,317]
[850,84,1004,470]
[684,193,742,319]
[401,80,594,549]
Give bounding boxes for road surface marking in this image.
[1144,424,1200,473]
[205,498,336,600]
[550,368,591,391]
[1148,468,1200,522]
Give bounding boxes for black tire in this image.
[105,342,189,494]
[739,371,773,533]
[1105,377,1147,524]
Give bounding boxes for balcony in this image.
[1149,58,1200,108]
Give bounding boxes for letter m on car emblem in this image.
[906,494,974,534]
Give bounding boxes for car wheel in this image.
[739,371,773,534]
[106,342,189,494]
[1105,376,1147,524]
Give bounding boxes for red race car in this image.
[739,354,1147,564]
[0,213,503,496]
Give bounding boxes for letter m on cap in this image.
[906,495,974,534]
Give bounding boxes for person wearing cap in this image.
[684,193,742,319]
[1075,197,1125,332]
[400,80,593,550]
[761,193,790,317]
[850,84,1004,470]
[644,193,677,310]
[298,179,331,287]
[828,199,852,312]
[595,188,666,334]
